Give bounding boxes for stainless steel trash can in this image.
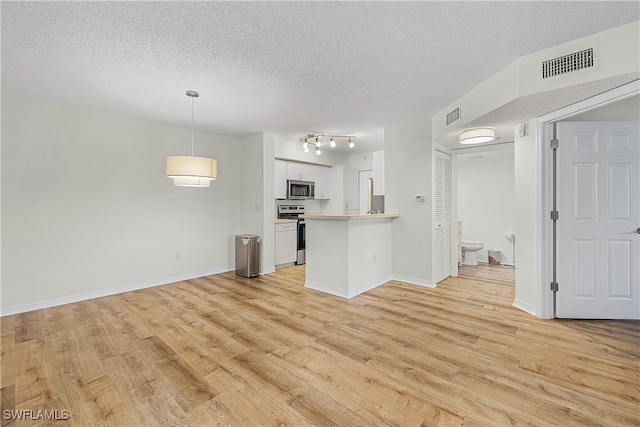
[235,234,260,278]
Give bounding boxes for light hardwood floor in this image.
[1,264,638,426]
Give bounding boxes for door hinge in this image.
[550,139,559,150]
[550,210,559,221]
[550,282,559,292]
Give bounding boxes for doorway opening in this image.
[455,143,516,284]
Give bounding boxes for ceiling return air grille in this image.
[446,107,460,126]
[542,48,595,79]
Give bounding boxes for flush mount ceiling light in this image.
[166,90,217,187]
[458,127,496,145]
[299,133,356,154]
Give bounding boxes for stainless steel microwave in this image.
[287,179,315,200]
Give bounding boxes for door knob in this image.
[637,227,640,234]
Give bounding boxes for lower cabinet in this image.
[275,222,297,267]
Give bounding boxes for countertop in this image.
[275,219,298,224]
[302,213,399,220]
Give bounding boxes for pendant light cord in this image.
[191,95,194,157]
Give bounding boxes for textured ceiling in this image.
[2,1,639,153]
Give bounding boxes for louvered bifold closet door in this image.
[434,150,452,283]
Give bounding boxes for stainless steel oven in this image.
[277,205,306,265]
[296,219,306,265]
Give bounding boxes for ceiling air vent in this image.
[446,107,460,126]
[542,48,595,79]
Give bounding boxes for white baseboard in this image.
[391,274,437,289]
[0,266,234,317]
[304,281,349,298]
[348,275,392,298]
[305,275,392,299]
[512,298,537,316]
[261,267,276,275]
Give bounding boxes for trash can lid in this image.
[236,234,259,238]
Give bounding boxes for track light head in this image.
[348,138,355,148]
[330,137,336,148]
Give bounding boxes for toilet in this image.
[461,240,483,266]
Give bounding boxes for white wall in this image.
[241,133,265,236]
[349,152,374,171]
[457,149,515,265]
[261,133,276,273]
[514,120,541,315]
[569,95,639,121]
[241,133,277,274]
[1,93,243,313]
[385,119,434,286]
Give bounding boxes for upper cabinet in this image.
[275,160,331,200]
[286,162,314,181]
[372,150,385,196]
[275,159,287,199]
[313,165,331,199]
[325,165,358,215]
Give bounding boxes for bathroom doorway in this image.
[455,143,516,279]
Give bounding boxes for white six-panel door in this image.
[556,121,639,319]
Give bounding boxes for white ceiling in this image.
[2,2,638,154]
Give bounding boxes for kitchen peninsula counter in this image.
[302,213,399,298]
[302,213,399,220]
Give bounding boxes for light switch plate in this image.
[415,194,426,202]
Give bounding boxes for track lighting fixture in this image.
[298,133,356,155]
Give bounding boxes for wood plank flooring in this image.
[1,264,638,426]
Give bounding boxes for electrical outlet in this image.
[373,253,378,263]
[175,252,181,260]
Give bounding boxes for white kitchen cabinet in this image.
[286,161,314,181]
[325,165,359,215]
[274,159,287,199]
[313,165,331,199]
[275,160,320,200]
[275,222,297,267]
[372,150,385,196]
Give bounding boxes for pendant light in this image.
[166,90,217,187]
